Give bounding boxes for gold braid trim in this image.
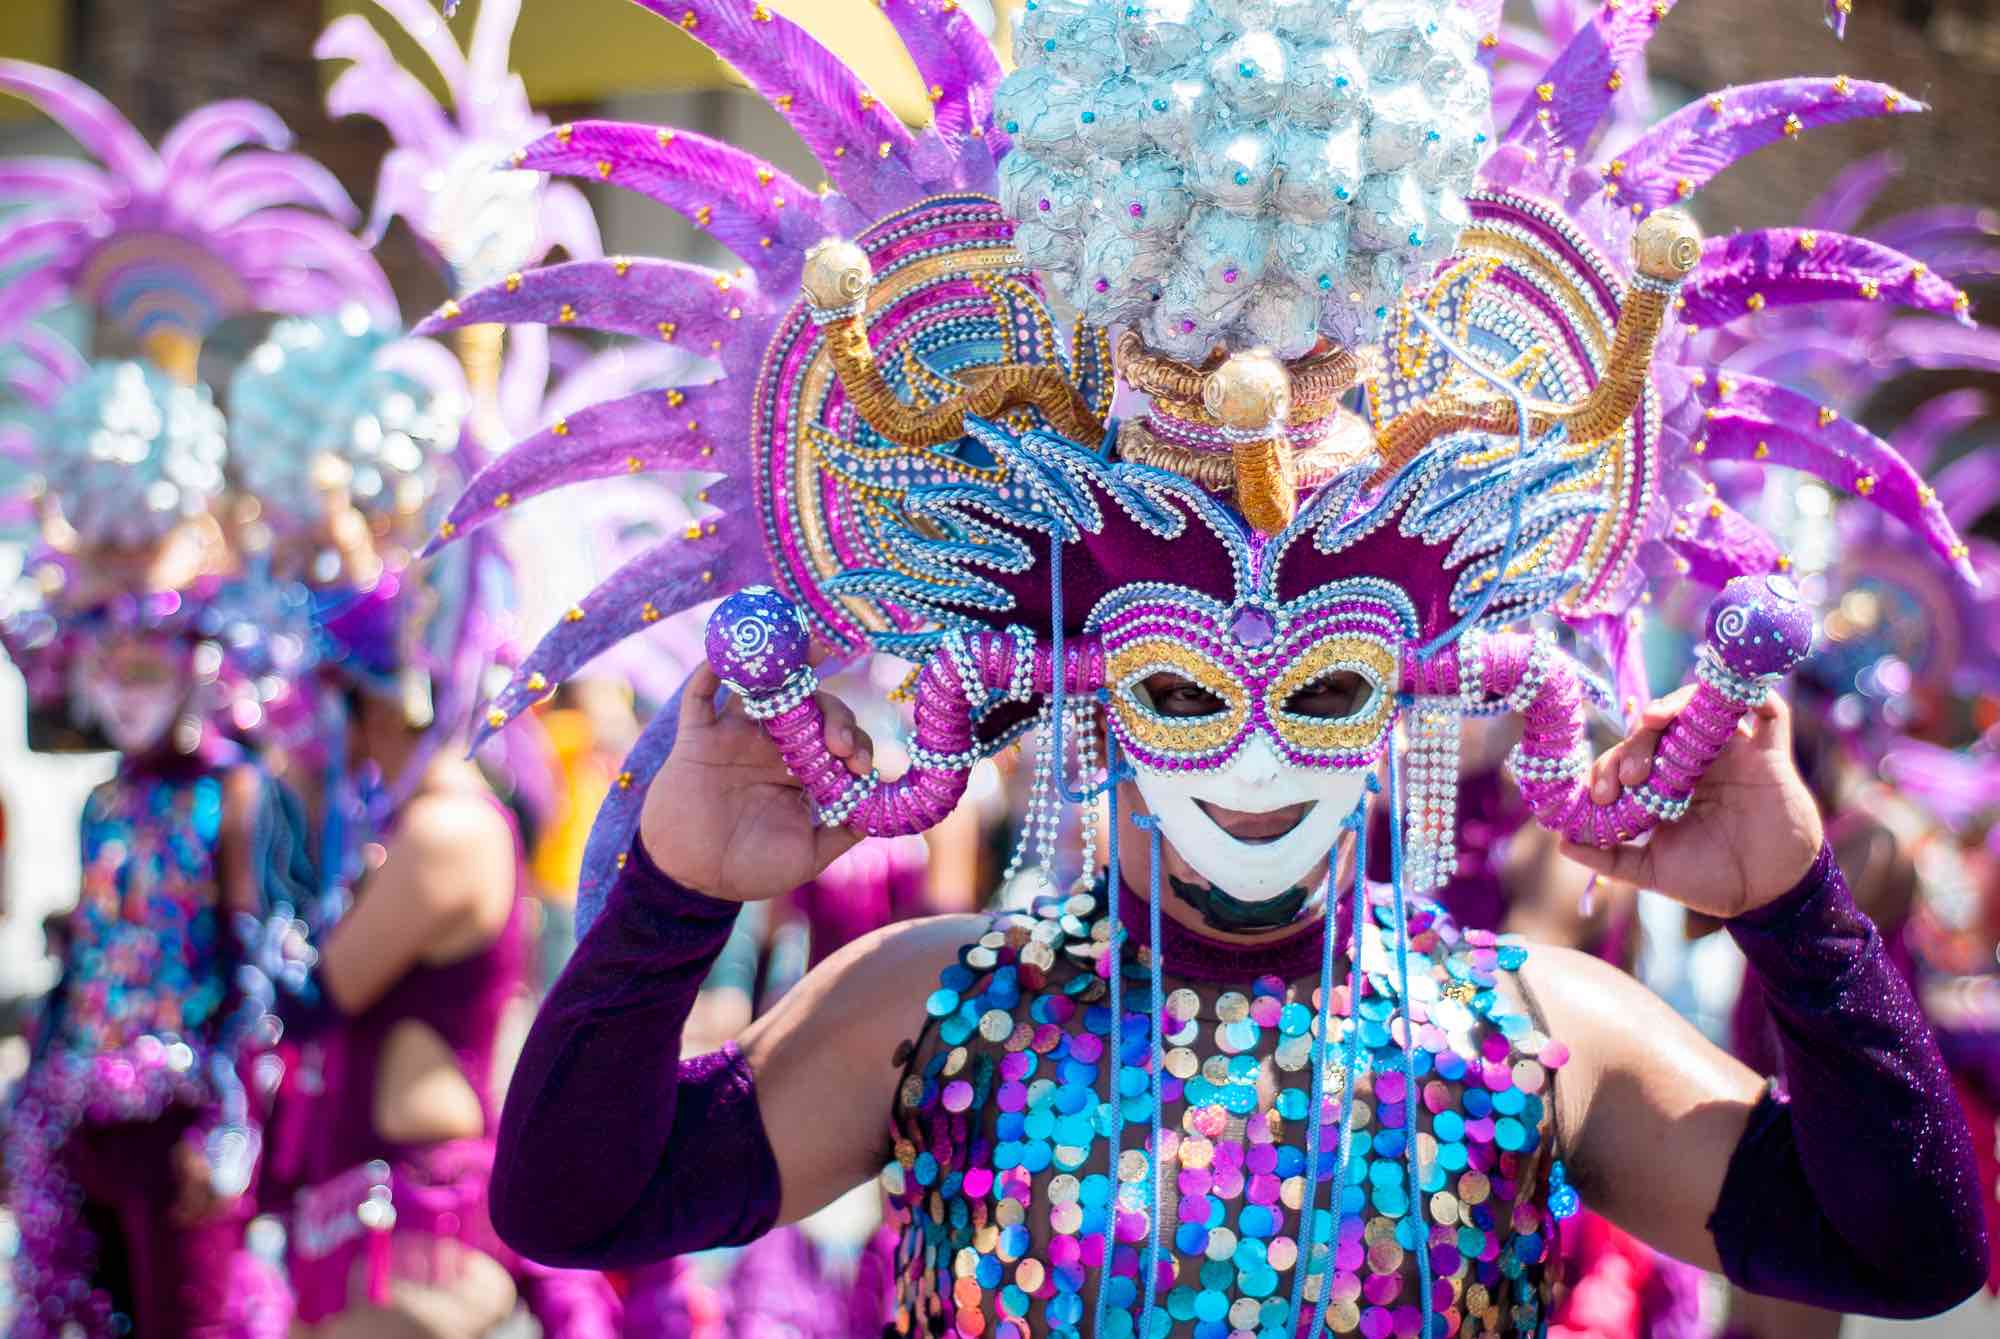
[1117,415,1374,493]
[1373,209,1700,483]
[802,237,1106,449]
[1114,330,1375,418]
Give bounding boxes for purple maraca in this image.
[1705,573,1817,679]
[705,586,813,698]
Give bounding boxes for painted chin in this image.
[1195,798,1315,845]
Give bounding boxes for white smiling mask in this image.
[1131,732,1372,903]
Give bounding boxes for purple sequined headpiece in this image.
[411,0,1966,916]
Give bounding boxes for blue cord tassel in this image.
[1307,777,1378,1336]
[1388,739,1439,1337]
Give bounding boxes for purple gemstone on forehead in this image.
[1230,605,1276,648]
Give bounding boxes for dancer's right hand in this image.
[639,663,870,901]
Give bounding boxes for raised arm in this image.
[1544,693,1987,1317]
[489,666,979,1269]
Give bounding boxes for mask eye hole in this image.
[1140,672,1229,720]
[1282,669,1375,722]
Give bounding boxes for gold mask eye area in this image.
[1280,668,1376,721]
[1139,671,1228,719]
[1264,635,1399,756]
[1105,637,1249,758]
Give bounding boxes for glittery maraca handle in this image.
[704,590,1103,836]
[1438,574,1815,847]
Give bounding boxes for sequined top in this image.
[56,771,227,1058]
[882,884,1568,1339]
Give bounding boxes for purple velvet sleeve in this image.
[1708,844,1989,1317]
[490,837,782,1269]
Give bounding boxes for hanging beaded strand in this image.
[1089,733,1129,1338]
[1307,790,1379,1336]
[1403,698,1461,895]
[1386,740,1439,1338]
[1071,694,1103,893]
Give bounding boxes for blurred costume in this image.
[0,61,376,1339]
[427,1,1989,1335]
[245,6,620,1333]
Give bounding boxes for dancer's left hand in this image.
[1558,689,1823,918]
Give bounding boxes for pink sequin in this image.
[1540,1039,1571,1069]
[1247,1173,1282,1204]
[961,1167,993,1199]
[1245,1143,1277,1175]
[942,1080,973,1112]
[1363,1273,1401,1305]
[1179,1166,1213,1197]
[1374,1070,1407,1104]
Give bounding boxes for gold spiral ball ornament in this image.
[801,238,873,310]
[1631,209,1702,281]
[1202,351,1291,431]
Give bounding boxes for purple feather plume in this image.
[1681,228,1971,329]
[576,688,686,925]
[1693,372,1975,582]
[1501,0,1674,152]
[624,0,928,217]
[516,120,825,285]
[0,60,161,190]
[429,383,746,549]
[876,0,1003,170]
[415,258,770,373]
[156,100,294,176]
[1663,497,1783,590]
[1610,78,1919,213]
[0,60,384,347]
[474,524,755,747]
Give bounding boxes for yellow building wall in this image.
[0,1,66,118]
[321,0,941,126]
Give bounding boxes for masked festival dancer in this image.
[415,1,1990,1335]
[0,60,393,1338]
[218,304,619,1337]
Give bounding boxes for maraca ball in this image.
[705,586,811,695]
[1706,573,1816,678]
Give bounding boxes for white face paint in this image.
[1131,733,1371,903]
[81,675,184,753]
[77,636,192,754]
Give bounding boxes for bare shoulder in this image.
[752,912,993,1045]
[397,788,514,853]
[385,788,516,926]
